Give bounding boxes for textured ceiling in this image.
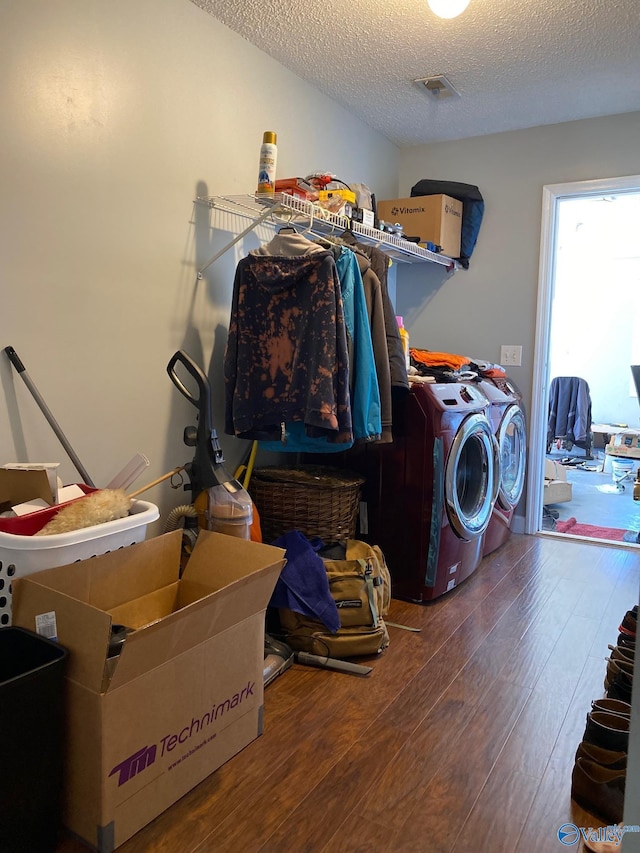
[190,0,640,147]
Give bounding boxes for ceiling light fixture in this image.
[427,0,471,19]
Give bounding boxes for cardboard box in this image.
[543,459,572,505]
[376,194,463,257]
[590,423,628,450]
[12,530,285,852]
[0,463,60,509]
[606,429,640,459]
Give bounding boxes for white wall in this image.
[0,0,399,527]
[396,112,640,518]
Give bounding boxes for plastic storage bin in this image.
[0,626,69,852]
[0,499,159,625]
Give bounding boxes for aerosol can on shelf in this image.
[257,131,278,196]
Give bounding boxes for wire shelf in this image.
[195,193,459,270]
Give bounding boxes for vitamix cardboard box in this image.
[376,194,463,257]
[12,530,285,852]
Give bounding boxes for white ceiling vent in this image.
[415,75,461,99]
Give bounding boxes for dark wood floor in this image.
[57,533,640,853]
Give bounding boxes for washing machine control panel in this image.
[459,384,481,405]
[426,382,488,411]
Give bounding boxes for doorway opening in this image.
[526,174,640,543]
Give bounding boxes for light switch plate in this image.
[500,345,522,366]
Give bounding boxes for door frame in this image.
[525,174,640,535]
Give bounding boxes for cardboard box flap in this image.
[545,459,567,482]
[184,530,286,591]
[12,578,112,693]
[0,466,56,507]
[106,594,220,690]
[21,530,183,610]
[108,582,180,629]
[106,537,285,692]
[13,528,285,693]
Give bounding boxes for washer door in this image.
[445,413,500,540]
[497,405,527,510]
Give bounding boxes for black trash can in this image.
[0,626,68,852]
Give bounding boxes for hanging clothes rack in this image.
[195,194,459,275]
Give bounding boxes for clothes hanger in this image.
[279,214,315,240]
[275,208,298,234]
[339,224,358,243]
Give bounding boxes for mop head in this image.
[36,489,132,536]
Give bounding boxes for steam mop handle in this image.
[4,346,25,372]
[3,345,96,488]
[166,351,213,435]
[167,350,207,407]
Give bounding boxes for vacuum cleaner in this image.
[166,350,373,682]
[166,350,253,537]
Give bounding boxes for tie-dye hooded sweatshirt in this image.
[224,249,352,444]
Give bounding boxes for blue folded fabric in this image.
[269,530,340,633]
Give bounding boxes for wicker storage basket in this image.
[249,466,364,543]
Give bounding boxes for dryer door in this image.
[497,404,527,511]
[445,413,499,540]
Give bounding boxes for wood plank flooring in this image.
[57,534,640,852]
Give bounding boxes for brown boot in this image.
[591,697,632,718]
[571,757,625,824]
[575,741,627,771]
[605,655,634,690]
[607,670,633,703]
[582,710,629,753]
[608,643,635,663]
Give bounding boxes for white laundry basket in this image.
[0,500,159,625]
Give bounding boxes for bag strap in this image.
[359,558,380,628]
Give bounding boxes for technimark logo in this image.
[109,744,157,785]
[108,680,256,787]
